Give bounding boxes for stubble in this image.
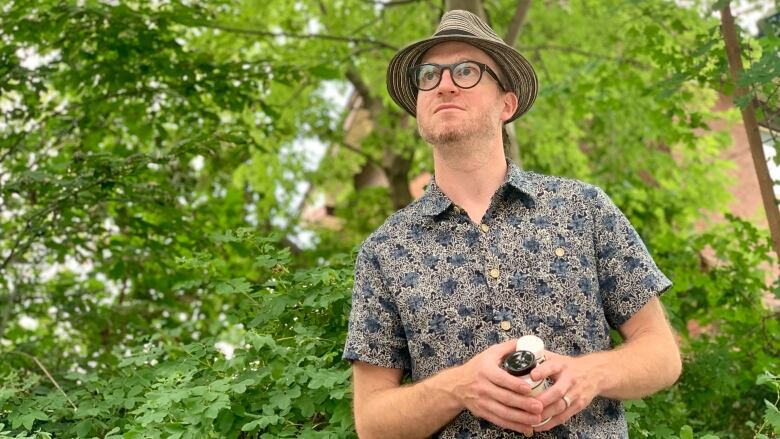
[417,109,500,162]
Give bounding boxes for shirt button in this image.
[453,206,461,214]
[500,320,512,331]
[555,247,566,257]
[480,223,489,233]
[488,268,500,278]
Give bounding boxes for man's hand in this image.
[454,340,545,436]
[528,351,601,432]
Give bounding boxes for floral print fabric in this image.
[343,161,672,438]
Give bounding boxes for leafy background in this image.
[0,0,778,438]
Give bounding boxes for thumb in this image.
[490,339,518,359]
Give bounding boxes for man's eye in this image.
[457,66,475,76]
[419,68,439,81]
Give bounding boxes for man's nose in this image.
[437,69,459,94]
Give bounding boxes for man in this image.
[342,10,681,438]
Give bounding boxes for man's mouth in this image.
[434,104,464,114]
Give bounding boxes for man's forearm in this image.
[585,330,681,400]
[355,366,465,439]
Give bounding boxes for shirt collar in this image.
[417,160,537,217]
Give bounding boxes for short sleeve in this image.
[588,185,672,328]
[342,243,411,371]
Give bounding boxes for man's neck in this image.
[432,143,508,223]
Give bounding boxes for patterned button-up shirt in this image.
[343,161,672,438]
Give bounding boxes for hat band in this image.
[434,29,476,37]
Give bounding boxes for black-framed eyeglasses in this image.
[409,61,505,91]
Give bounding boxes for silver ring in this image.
[562,395,572,409]
[531,416,552,428]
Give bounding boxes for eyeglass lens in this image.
[415,62,483,91]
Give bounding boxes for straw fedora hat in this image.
[386,10,538,123]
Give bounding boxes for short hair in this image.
[502,125,510,156]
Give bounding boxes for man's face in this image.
[415,41,515,147]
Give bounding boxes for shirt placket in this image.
[478,205,513,342]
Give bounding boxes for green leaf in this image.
[210,230,242,243]
[653,425,675,437]
[711,0,729,11]
[172,279,204,290]
[269,392,291,411]
[310,64,341,80]
[679,425,693,439]
[204,404,222,420]
[307,368,349,390]
[232,379,255,394]
[298,397,315,418]
[213,278,252,295]
[764,399,780,431]
[259,101,281,120]
[242,415,281,432]
[756,371,779,386]
[127,385,144,397]
[210,378,231,393]
[215,409,235,433]
[74,419,93,437]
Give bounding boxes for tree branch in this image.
[339,141,382,167]
[518,44,649,68]
[182,19,398,51]
[503,0,531,46]
[367,0,427,6]
[4,352,77,411]
[756,97,780,132]
[345,69,380,113]
[0,130,29,165]
[0,151,148,275]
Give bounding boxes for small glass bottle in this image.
[501,335,551,427]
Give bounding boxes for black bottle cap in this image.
[501,350,537,376]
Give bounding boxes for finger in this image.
[534,395,583,432]
[480,397,542,428]
[486,366,533,395]
[534,378,572,407]
[490,385,543,415]
[530,353,564,382]
[534,406,575,432]
[539,397,568,419]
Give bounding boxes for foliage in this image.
[626,215,779,438]
[1,230,354,438]
[754,370,780,437]
[0,0,778,438]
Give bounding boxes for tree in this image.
[719,0,780,259]
[0,0,777,437]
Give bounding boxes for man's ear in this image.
[500,92,519,122]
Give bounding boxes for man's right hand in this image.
[454,339,545,435]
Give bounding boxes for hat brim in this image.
[386,35,538,123]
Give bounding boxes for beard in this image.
[417,109,499,156]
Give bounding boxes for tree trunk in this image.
[502,0,532,166]
[720,3,780,260]
[445,0,485,18]
[383,149,414,209]
[504,0,531,46]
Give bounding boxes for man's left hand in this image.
[528,351,601,432]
